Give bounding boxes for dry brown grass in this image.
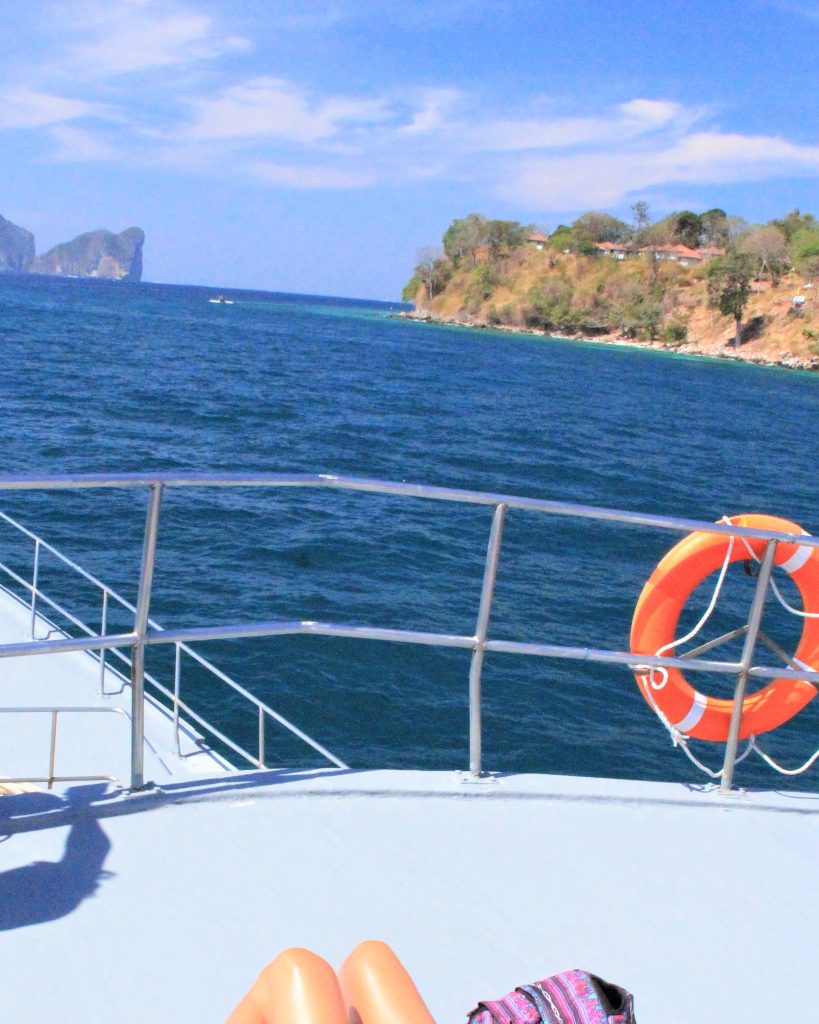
[410,250,819,367]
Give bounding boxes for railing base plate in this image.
[455,770,499,786]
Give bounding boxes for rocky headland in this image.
[31,227,144,281]
[403,209,819,372]
[0,215,144,281]
[0,214,35,273]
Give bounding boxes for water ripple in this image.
[0,274,817,787]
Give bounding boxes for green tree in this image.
[645,209,705,248]
[771,208,818,242]
[571,211,629,252]
[524,278,574,330]
[700,208,729,248]
[790,227,819,310]
[670,210,704,249]
[641,216,675,246]
[661,322,688,345]
[708,253,753,348]
[401,275,421,302]
[571,226,599,256]
[414,247,452,301]
[484,219,527,261]
[615,294,662,339]
[548,225,573,252]
[789,226,819,269]
[442,214,486,268]
[467,263,499,301]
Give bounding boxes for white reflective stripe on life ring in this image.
[674,690,708,734]
[780,541,814,577]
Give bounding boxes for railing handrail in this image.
[0,516,347,774]
[0,470,816,547]
[0,614,814,682]
[0,471,816,792]
[0,512,328,734]
[0,511,135,602]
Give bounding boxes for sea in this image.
[1,272,818,790]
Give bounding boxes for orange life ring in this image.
[630,514,819,741]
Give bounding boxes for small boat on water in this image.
[209,294,234,304]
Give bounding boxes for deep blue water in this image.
[1,273,818,789]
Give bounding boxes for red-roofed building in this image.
[642,244,703,266]
[595,241,636,260]
[528,232,549,251]
[696,246,727,261]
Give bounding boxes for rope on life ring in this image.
[630,514,819,742]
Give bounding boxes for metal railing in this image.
[0,471,817,794]
[0,511,346,778]
[0,706,125,789]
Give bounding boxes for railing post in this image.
[720,539,777,793]
[468,502,507,778]
[30,538,41,639]
[47,709,58,789]
[130,483,164,790]
[99,589,109,695]
[173,642,182,756]
[258,706,266,768]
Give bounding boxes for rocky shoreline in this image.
[397,310,819,373]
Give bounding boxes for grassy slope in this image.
[409,248,819,369]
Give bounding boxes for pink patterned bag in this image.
[467,969,635,1024]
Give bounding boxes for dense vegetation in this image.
[403,205,819,352]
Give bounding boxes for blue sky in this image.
[2,0,819,299]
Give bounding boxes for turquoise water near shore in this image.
[1,273,818,788]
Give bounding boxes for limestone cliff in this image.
[31,227,144,281]
[0,214,35,273]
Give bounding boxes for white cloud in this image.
[0,88,106,129]
[61,0,250,77]
[399,88,462,135]
[500,130,819,209]
[619,99,683,125]
[252,162,374,190]
[4,5,818,217]
[657,132,819,181]
[478,115,637,153]
[476,99,689,153]
[184,78,391,143]
[50,124,117,161]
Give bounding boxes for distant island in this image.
[402,206,819,371]
[0,214,143,281]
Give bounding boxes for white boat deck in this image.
[0,583,229,786]
[2,588,818,1023]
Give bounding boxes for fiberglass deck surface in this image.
[1,592,818,1023]
[3,770,819,1024]
[0,584,229,786]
